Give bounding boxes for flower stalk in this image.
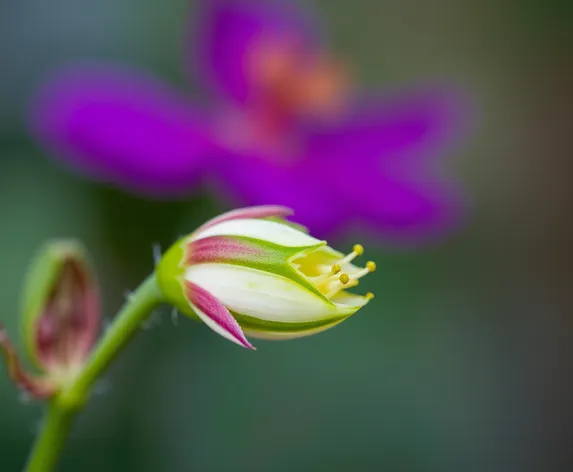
[24,274,164,472]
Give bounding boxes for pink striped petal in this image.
[185,281,255,350]
[187,235,265,266]
[196,205,293,233]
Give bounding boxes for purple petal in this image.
[186,281,254,350]
[211,150,341,237]
[356,176,467,243]
[306,87,471,173]
[196,205,293,233]
[192,0,319,105]
[300,87,472,241]
[29,64,215,196]
[210,144,465,242]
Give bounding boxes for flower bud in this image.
[157,206,375,349]
[0,240,100,398]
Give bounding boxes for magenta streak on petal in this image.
[187,235,264,265]
[195,205,293,233]
[185,281,255,350]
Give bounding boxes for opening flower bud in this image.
[0,240,100,398]
[157,206,375,350]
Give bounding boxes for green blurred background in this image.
[1,0,573,470]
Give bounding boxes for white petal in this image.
[192,218,322,248]
[330,291,369,310]
[185,263,348,323]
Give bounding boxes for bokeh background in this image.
[1,0,573,471]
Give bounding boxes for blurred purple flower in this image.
[30,0,471,241]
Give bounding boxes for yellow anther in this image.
[331,263,341,274]
[339,273,350,284]
[353,244,364,256]
[365,292,375,300]
[366,261,376,272]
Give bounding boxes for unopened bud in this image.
[22,240,100,378]
[0,240,101,398]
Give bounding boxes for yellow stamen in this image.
[324,278,358,298]
[301,242,374,299]
[353,244,364,256]
[314,264,343,284]
[347,262,376,282]
[339,243,364,266]
[365,292,374,300]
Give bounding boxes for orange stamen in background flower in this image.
[216,38,352,162]
[247,37,351,125]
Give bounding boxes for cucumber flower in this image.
[30,0,470,241]
[157,205,375,349]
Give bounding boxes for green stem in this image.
[24,273,164,472]
[24,401,74,472]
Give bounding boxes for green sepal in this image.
[156,238,199,321]
[231,310,351,335]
